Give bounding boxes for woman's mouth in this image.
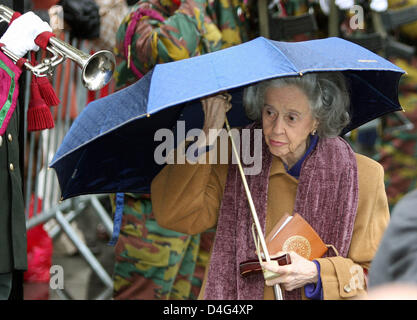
[269,139,287,147]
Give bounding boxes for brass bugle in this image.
[0,5,115,91]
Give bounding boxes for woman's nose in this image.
[272,116,285,135]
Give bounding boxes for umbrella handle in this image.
[224,116,283,300]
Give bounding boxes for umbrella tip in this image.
[147,113,150,118]
[299,72,303,76]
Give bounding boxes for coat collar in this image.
[269,135,318,180]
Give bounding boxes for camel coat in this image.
[151,148,390,300]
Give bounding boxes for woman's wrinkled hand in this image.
[261,251,319,291]
[200,92,232,136]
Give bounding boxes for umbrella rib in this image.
[261,37,299,73]
[348,72,402,108]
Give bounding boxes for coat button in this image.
[9,163,14,171]
[344,284,352,293]
[7,133,12,142]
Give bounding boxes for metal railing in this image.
[23,32,116,300]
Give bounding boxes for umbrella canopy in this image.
[50,36,405,200]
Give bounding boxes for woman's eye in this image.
[286,113,299,123]
[264,108,275,118]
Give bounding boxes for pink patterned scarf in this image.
[123,8,165,79]
[0,50,22,135]
[204,122,359,300]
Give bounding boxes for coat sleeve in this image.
[151,150,228,235]
[114,0,222,87]
[315,156,390,299]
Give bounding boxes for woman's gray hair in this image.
[243,72,351,138]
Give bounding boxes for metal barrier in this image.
[24,32,116,300]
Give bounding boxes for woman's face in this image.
[262,85,318,167]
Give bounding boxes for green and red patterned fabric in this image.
[113,0,251,88]
[376,58,417,210]
[0,50,22,136]
[111,193,214,299]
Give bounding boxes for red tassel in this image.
[27,75,54,132]
[36,76,60,106]
[27,104,55,132]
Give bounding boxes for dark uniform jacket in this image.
[0,0,27,274]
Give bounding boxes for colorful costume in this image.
[0,49,26,300]
[0,6,61,299]
[113,0,251,88]
[111,193,214,299]
[375,58,417,210]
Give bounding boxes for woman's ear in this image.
[311,120,319,135]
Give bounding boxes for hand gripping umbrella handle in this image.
[224,116,283,300]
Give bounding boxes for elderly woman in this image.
[151,71,390,300]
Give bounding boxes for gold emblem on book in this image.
[282,235,311,259]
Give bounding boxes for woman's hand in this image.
[261,251,319,291]
[181,92,231,164]
[200,92,232,137]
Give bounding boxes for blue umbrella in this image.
[50,36,405,200]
